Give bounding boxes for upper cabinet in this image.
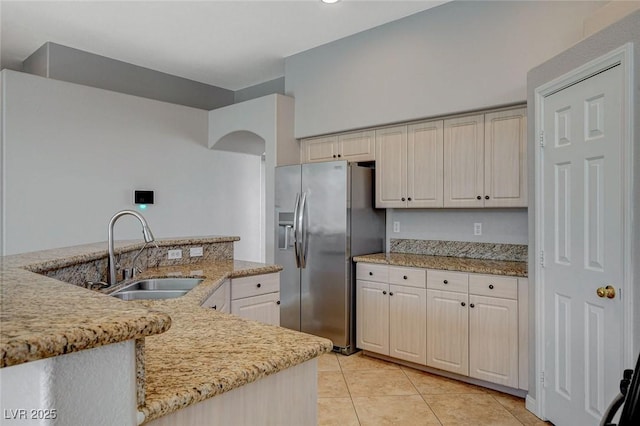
[375,121,444,208]
[301,130,375,163]
[483,108,527,207]
[444,108,527,208]
[301,106,527,209]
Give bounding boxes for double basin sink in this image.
[111,278,204,301]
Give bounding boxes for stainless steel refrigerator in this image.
[275,161,385,354]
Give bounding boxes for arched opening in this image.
[211,130,266,262]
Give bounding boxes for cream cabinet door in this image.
[444,115,485,208]
[407,120,444,208]
[389,284,427,365]
[301,135,338,163]
[484,108,527,207]
[231,292,280,326]
[469,294,518,387]
[426,289,469,375]
[201,280,230,314]
[375,126,407,208]
[356,280,389,355]
[339,130,375,162]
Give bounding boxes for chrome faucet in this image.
[108,210,155,286]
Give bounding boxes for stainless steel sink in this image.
[110,277,204,300]
[112,289,189,301]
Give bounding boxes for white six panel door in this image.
[542,64,623,426]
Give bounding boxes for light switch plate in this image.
[393,221,400,233]
[190,247,203,257]
[474,223,482,236]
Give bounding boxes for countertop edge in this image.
[353,253,528,278]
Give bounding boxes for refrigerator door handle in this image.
[299,192,308,269]
[293,193,301,268]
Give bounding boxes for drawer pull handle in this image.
[461,302,466,307]
[257,283,262,288]
[382,291,387,295]
[369,272,373,276]
[470,303,475,308]
[403,275,408,280]
[489,284,494,290]
[443,280,448,284]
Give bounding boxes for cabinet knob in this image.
[401,197,406,201]
[277,300,281,305]
[470,303,475,308]
[212,305,217,310]
[257,283,262,288]
[390,292,394,296]
[461,302,466,307]
[338,154,342,158]
[489,284,494,290]
[485,195,490,200]
[382,291,387,295]
[477,196,482,200]
[333,155,337,158]
[403,275,408,280]
[443,280,448,284]
[408,197,412,201]
[369,272,373,276]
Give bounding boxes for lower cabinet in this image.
[426,289,469,375]
[356,264,427,365]
[201,279,231,314]
[356,262,524,390]
[468,294,518,387]
[230,273,280,326]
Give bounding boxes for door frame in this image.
[533,43,634,419]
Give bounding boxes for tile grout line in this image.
[401,367,445,426]
[338,354,363,426]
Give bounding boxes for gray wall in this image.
[526,10,640,402]
[386,209,528,251]
[285,1,603,139]
[234,77,285,103]
[23,42,235,110]
[1,69,263,260]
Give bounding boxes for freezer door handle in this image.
[293,193,301,268]
[299,192,308,269]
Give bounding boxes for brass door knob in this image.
[596,285,616,299]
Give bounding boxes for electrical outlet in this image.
[393,221,400,233]
[190,247,203,257]
[167,249,182,260]
[474,223,482,236]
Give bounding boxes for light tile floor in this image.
[317,352,551,426]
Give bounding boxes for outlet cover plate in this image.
[190,247,204,257]
[168,249,182,259]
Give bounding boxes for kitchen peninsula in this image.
[0,236,332,425]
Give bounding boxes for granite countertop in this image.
[1,238,333,424]
[354,252,528,277]
[124,261,332,422]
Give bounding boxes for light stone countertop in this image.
[1,238,333,423]
[354,252,528,277]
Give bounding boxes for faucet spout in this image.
[108,210,156,286]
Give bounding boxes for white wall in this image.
[1,70,261,260]
[285,0,604,138]
[0,340,137,426]
[386,208,528,250]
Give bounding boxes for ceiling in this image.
[0,0,448,91]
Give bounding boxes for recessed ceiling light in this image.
[321,0,340,4]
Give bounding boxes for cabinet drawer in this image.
[356,263,389,283]
[231,273,280,300]
[389,266,426,288]
[469,274,517,300]
[427,270,468,293]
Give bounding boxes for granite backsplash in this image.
[389,239,527,262]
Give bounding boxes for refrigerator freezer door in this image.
[275,165,302,331]
[301,161,349,347]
